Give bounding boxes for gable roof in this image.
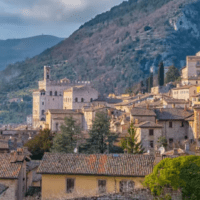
[38,153,155,177]
[135,121,163,128]
[131,108,156,116]
[0,154,22,179]
[155,108,193,120]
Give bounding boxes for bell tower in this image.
[44,66,50,81]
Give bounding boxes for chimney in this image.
[176,84,180,88]
[132,104,135,108]
[146,104,149,110]
[173,148,178,155]
[184,104,187,111]
[10,151,17,163]
[135,119,139,124]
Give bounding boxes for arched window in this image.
[75,98,78,102]
[47,74,49,79]
[41,118,45,121]
[81,98,84,102]
[90,98,93,102]
[50,91,52,96]
[41,110,45,115]
[55,91,57,96]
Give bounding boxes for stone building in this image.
[63,85,98,110]
[171,85,197,101]
[32,66,93,129]
[0,149,30,200]
[45,109,83,132]
[181,52,200,85]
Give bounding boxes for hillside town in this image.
[0,51,200,199]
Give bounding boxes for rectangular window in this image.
[169,138,173,144]
[42,102,44,105]
[120,180,134,193]
[98,180,106,194]
[150,141,154,148]
[149,129,154,136]
[181,121,184,127]
[169,121,172,128]
[66,178,75,193]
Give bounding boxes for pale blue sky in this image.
[0,0,127,39]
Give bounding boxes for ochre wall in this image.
[41,174,144,200]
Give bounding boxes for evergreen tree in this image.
[158,61,164,86]
[82,111,117,154]
[120,123,145,154]
[51,116,81,153]
[165,65,180,83]
[148,72,153,93]
[146,77,149,92]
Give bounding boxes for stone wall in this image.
[66,188,182,200]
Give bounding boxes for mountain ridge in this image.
[1,0,200,97]
[0,35,64,71]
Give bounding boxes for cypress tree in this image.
[158,61,164,86]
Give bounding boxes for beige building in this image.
[171,85,197,101]
[38,153,155,200]
[32,66,93,129]
[63,85,98,110]
[0,149,29,200]
[45,109,83,132]
[135,121,163,151]
[181,52,200,85]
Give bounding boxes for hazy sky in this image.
[0,0,127,40]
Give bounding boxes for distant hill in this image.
[1,0,200,123]
[0,35,64,70]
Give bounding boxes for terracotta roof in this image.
[38,153,155,177]
[131,108,156,116]
[163,99,188,104]
[0,183,8,195]
[0,140,9,149]
[0,154,22,179]
[172,85,196,90]
[185,115,194,121]
[155,108,193,120]
[135,121,163,128]
[47,109,83,115]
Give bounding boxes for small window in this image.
[56,123,59,131]
[66,178,75,193]
[47,74,49,79]
[169,138,173,144]
[42,102,44,105]
[81,98,84,102]
[41,110,45,115]
[98,180,106,194]
[55,91,57,96]
[120,180,134,193]
[169,121,172,128]
[75,98,78,102]
[185,136,188,140]
[90,98,93,102]
[181,121,184,127]
[150,141,154,148]
[41,118,45,121]
[149,129,154,136]
[50,91,52,96]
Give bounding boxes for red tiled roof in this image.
[0,154,22,179]
[37,153,155,177]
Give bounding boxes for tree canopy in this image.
[24,128,54,160]
[51,116,81,153]
[165,65,180,83]
[82,111,118,154]
[144,156,200,200]
[120,122,145,154]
